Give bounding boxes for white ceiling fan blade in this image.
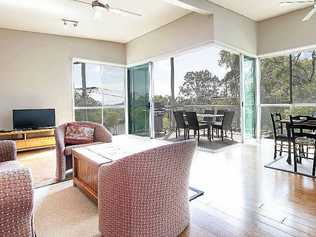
[108,7,142,17]
[280,0,314,6]
[302,7,316,21]
[72,0,92,6]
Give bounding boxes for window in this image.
[73,61,126,135]
[292,50,316,103]
[173,47,241,132]
[260,49,316,138]
[260,55,290,104]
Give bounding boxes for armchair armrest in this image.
[0,167,34,236]
[55,124,67,153]
[0,141,16,162]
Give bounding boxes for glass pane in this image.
[174,47,240,106]
[103,108,125,135]
[128,64,150,137]
[101,64,126,135]
[243,56,257,138]
[153,59,172,137]
[73,63,103,107]
[75,108,102,124]
[291,106,316,116]
[292,50,316,103]
[260,106,290,138]
[260,56,290,104]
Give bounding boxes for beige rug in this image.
[34,181,100,237]
[34,181,203,237]
[18,149,57,188]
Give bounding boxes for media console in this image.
[0,128,55,152]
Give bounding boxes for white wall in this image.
[163,0,258,56]
[0,28,126,129]
[126,12,214,64]
[258,7,316,56]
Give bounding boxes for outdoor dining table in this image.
[196,114,224,118]
[280,119,316,165]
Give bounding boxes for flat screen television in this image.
[13,109,56,130]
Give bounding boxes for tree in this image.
[218,50,240,99]
[177,70,220,104]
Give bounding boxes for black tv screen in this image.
[13,109,56,129]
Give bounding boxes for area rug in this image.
[161,134,239,152]
[265,156,316,178]
[34,181,204,237]
[198,139,239,153]
[18,149,57,188]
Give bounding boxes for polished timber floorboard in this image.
[181,139,316,237]
[23,138,316,236]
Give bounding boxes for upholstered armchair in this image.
[55,121,112,181]
[98,140,197,237]
[0,141,34,237]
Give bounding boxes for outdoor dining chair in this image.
[211,111,234,141]
[185,111,209,142]
[173,111,188,139]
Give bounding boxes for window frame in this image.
[71,58,127,135]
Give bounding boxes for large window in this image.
[260,49,316,138]
[173,47,241,132]
[73,61,126,135]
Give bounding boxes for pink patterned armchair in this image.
[55,121,112,181]
[98,140,197,237]
[0,141,34,237]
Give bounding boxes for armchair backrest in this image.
[0,141,16,162]
[98,139,196,237]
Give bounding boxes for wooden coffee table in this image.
[72,135,170,203]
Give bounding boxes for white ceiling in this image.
[207,0,314,21]
[0,0,190,43]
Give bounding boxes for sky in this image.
[73,46,235,105]
[73,63,125,106]
[153,46,229,97]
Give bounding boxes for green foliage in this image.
[175,50,240,106]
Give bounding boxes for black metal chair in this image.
[173,111,187,139]
[215,109,225,122]
[289,115,316,175]
[203,109,215,124]
[211,111,234,141]
[185,112,209,142]
[271,113,289,159]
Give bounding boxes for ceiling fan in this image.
[72,0,142,17]
[280,0,316,21]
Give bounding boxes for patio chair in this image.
[271,113,289,159]
[173,111,188,139]
[185,111,209,142]
[98,140,197,237]
[212,111,234,141]
[203,109,215,125]
[289,115,316,175]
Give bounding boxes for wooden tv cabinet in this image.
[0,128,56,152]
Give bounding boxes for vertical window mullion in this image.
[289,54,293,105]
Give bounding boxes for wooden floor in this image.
[22,138,316,236]
[181,138,316,237]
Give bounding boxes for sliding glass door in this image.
[127,64,151,137]
[243,56,257,139]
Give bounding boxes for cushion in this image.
[65,123,95,145]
